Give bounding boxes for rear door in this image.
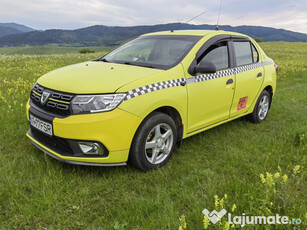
[230,39,264,117]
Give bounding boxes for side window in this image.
[233,41,253,66]
[251,44,259,63]
[200,41,229,71]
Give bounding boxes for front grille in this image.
[30,83,74,116]
[30,128,74,156]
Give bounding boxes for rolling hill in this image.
[0,23,306,47]
[0,23,35,38]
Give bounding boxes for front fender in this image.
[118,83,187,131]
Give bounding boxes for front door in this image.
[187,40,235,133]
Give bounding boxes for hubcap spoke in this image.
[161,146,170,155]
[154,125,162,138]
[151,148,159,164]
[162,129,172,140]
[258,111,261,117]
[145,141,156,150]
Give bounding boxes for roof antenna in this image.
[215,0,223,30]
[171,11,207,32]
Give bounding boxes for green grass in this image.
[0,43,306,229]
[0,46,114,55]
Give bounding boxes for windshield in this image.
[100,35,202,70]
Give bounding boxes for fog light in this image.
[78,142,104,155]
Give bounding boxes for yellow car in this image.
[26,30,277,171]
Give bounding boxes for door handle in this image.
[226,79,233,85]
[180,80,186,86]
[257,72,263,78]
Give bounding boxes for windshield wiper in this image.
[134,63,155,69]
[122,61,155,69]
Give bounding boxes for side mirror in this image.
[194,60,216,74]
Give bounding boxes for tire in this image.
[129,112,178,171]
[247,90,271,123]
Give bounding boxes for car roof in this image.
[142,30,248,38]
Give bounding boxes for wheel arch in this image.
[263,85,273,97]
[247,83,274,115]
[131,105,184,152]
[153,106,184,148]
[263,84,273,108]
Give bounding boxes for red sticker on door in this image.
[237,96,248,110]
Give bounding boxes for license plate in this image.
[29,114,53,136]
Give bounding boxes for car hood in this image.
[37,61,163,94]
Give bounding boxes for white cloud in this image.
[0,0,306,33]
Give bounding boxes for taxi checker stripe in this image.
[125,60,274,100]
[125,78,185,100]
[189,60,274,84]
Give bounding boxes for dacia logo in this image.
[41,91,51,105]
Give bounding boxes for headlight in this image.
[72,94,126,114]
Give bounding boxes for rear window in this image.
[233,41,253,66]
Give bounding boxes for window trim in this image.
[231,38,259,67]
[188,35,234,75]
[199,40,231,71]
[250,43,259,63]
[188,35,261,75]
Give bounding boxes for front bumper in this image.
[26,101,142,165]
[27,132,127,166]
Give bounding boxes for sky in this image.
[0,0,306,34]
